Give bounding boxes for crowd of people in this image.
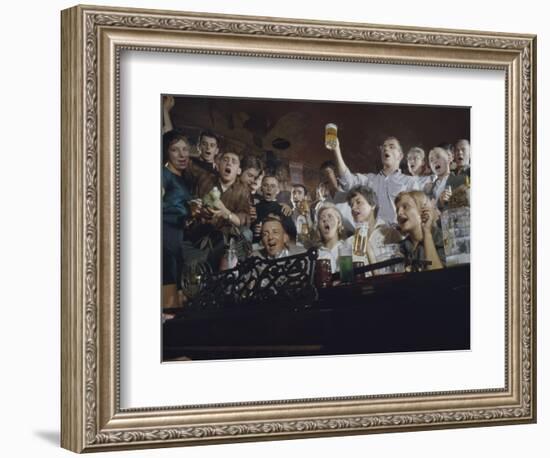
[161,100,471,308]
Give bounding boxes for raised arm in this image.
[327,138,370,191]
[327,138,349,178]
[162,95,175,134]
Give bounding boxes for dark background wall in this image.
[167,94,470,191]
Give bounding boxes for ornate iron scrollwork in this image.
[191,248,318,310]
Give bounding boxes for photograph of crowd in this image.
[161,94,471,361]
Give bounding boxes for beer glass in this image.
[352,223,369,257]
[376,243,404,274]
[325,123,338,149]
[338,244,353,283]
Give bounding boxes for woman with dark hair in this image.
[345,185,401,268]
[162,130,193,308]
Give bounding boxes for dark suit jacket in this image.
[425,174,468,210]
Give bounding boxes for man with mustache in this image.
[328,136,429,224]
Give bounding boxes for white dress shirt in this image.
[339,169,430,224]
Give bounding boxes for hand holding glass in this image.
[325,123,338,149]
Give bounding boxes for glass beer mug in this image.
[325,123,338,149]
[353,222,369,257]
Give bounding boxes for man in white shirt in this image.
[328,136,429,224]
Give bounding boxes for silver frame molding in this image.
[61,4,536,453]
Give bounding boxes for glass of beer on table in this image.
[338,244,353,283]
[353,222,369,257]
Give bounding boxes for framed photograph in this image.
[160,94,472,362]
[61,4,536,453]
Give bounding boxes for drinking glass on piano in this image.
[338,244,353,283]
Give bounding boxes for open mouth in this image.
[352,210,361,219]
[398,216,409,226]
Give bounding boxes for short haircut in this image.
[346,185,379,218]
[198,129,221,148]
[407,146,425,159]
[261,214,292,239]
[291,183,308,195]
[261,214,284,230]
[162,130,190,163]
[383,136,403,153]
[319,160,337,171]
[260,215,291,249]
[218,150,241,164]
[428,146,452,162]
[240,155,264,173]
[262,174,279,185]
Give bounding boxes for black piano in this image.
[163,250,470,361]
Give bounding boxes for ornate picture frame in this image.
[61,4,536,453]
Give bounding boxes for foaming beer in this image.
[325,123,338,149]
